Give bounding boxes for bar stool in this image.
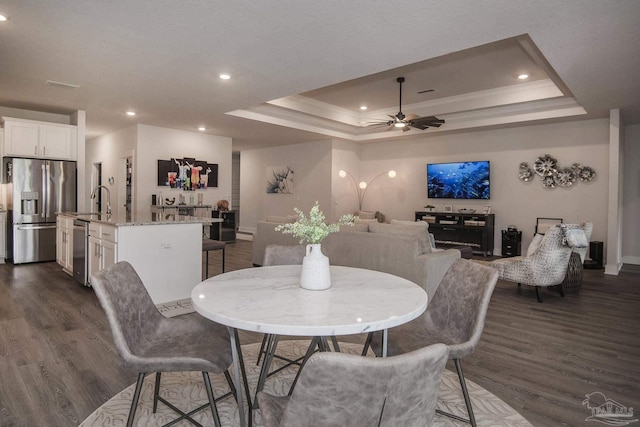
[202,239,226,278]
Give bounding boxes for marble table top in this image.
[192,265,428,336]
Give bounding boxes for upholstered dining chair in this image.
[257,343,449,427]
[257,245,307,366]
[489,223,589,302]
[91,261,237,427]
[368,258,498,426]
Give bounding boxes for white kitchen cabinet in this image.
[88,223,118,283]
[80,218,202,304]
[0,211,6,263]
[56,215,74,274]
[2,117,77,160]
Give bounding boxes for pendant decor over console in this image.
[157,158,219,190]
[519,154,596,189]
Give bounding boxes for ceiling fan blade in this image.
[410,116,442,124]
[408,116,445,130]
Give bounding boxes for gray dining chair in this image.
[91,261,237,427]
[368,258,498,426]
[257,343,449,427]
[257,245,308,370]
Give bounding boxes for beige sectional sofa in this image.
[252,220,461,297]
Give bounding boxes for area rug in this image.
[80,341,532,427]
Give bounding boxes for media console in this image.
[415,211,495,256]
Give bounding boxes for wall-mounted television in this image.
[427,161,490,199]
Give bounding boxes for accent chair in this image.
[91,261,237,427]
[490,223,589,302]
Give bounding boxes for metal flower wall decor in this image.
[519,154,596,189]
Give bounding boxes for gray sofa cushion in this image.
[369,222,432,254]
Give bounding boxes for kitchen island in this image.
[57,212,222,305]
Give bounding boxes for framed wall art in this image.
[266,165,294,194]
[157,157,218,190]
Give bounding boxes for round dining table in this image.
[191,264,428,427]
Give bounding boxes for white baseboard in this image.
[237,232,253,241]
[622,255,640,265]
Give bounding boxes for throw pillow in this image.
[354,218,377,224]
[390,219,430,230]
[355,210,377,220]
[527,233,544,256]
[369,222,432,254]
[564,228,588,248]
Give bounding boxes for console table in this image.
[415,211,495,256]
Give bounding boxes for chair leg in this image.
[455,359,476,427]
[257,334,269,365]
[153,372,161,413]
[221,247,225,273]
[535,286,543,303]
[205,251,210,278]
[127,373,146,427]
[361,332,374,356]
[557,284,565,297]
[435,359,476,426]
[203,372,222,427]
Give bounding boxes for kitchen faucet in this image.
[90,185,112,215]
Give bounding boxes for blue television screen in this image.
[427,161,490,199]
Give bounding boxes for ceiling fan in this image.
[368,77,445,132]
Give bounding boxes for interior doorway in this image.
[91,163,102,213]
[124,156,132,221]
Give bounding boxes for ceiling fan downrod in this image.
[396,77,405,120]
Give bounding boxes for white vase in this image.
[300,243,331,291]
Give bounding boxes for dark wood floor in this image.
[0,241,638,426]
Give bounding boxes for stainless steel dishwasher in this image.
[73,218,90,286]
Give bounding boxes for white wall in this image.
[88,124,232,218]
[331,140,362,219]
[622,124,640,265]
[86,125,137,216]
[359,119,610,255]
[136,125,232,214]
[239,140,333,233]
[240,118,611,257]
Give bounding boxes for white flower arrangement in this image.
[275,201,357,244]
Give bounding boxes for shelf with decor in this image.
[415,211,495,256]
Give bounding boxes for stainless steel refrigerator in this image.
[4,157,77,264]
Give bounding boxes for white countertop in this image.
[59,211,222,227]
[192,265,428,336]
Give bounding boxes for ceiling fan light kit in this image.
[370,77,445,132]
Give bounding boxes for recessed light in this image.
[0,14,8,22]
[126,111,136,116]
[518,74,529,80]
[219,74,231,80]
[198,126,206,131]
[360,105,367,111]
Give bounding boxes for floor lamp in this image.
[338,169,396,211]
